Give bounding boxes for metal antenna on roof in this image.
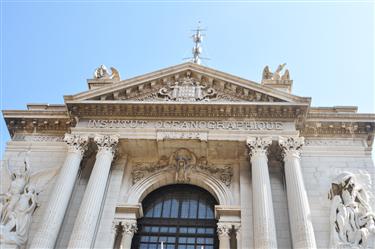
[192,21,204,64]
[183,21,209,64]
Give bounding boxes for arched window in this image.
[131,184,219,249]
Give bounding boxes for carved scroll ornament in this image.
[328,172,375,248]
[131,148,233,187]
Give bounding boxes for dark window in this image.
[131,185,219,249]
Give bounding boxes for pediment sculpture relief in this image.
[158,74,217,102]
[328,172,375,248]
[0,156,57,248]
[88,71,285,103]
[131,148,233,187]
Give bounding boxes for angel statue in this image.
[0,156,57,248]
[328,172,375,248]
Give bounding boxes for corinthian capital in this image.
[122,220,138,236]
[217,223,231,238]
[246,137,272,157]
[279,136,304,158]
[64,133,88,154]
[94,134,119,154]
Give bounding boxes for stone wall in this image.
[302,137,375,249]
[1,140,67,248]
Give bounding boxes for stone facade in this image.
[1,62,375,249]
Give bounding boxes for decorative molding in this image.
[121,220,138,236]
[131,148,233,186]
[64,134,89,154]
[13,134,65,142]
[328,172,375,249]
[217,223,231,237]
[94,134,119,154]
[246,137,272,157]
[156,131,208,141]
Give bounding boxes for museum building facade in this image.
[1,62,375,249]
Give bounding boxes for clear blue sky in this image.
[1,1,374,158]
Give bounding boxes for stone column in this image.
[120,220,138,249]
[217,223,231,249]
[279,136,317,249]
[29,134,88,249]
[247,137,278,249]
[67,134,119,249]
[234,224,241,249]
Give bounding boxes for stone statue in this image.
[94,65,110,79]
[328,172,375,248]
[0,156,58,248]
[110,67,120,81]
[93,65,121,81]
[262,63,290,81]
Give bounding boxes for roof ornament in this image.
[93,65,120,81]
[262,63,290,81]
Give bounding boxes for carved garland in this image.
[131,148,233,187]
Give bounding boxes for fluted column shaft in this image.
[68,134,119,249]
[234,224,241,249]
[120,220,138,249]
[247,137,278,249]
[217,223,231,249]
[29,134,88,249]
[279,137,316,249]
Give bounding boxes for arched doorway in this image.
[131,184,219,249]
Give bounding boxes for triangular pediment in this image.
[64,62,310,104]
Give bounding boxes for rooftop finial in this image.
[191,21,205,64]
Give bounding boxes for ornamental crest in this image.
[158,74,216,102]
[131,148,232,186]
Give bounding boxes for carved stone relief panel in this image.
[131,148,233,187]
[328,172,375,249]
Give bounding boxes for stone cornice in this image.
[66,101,309,120]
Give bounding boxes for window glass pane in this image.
[153,202,162,217]
[140,243,148,249]
[140,236,149,242]
[180,227,188,234]
[196,237,204,244]
[181,200,189,218]
[150,236,158,242]
[145,204,154,217]
[179,237,187,243]
[205,206,214,219]
[169,227,177,233]
[197,228,205,234]
[170,199,179,218]
[167,236,176,243]
[187,246,194,249]
[205,238,214,244]
[187,237,195,244]
[198,201,207,219]
[160,227,168,233]
[151,227,159,233]
[149,245,157,249]
[188,200,197,218]
[187,227,196,234]
[162,199,172,218]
